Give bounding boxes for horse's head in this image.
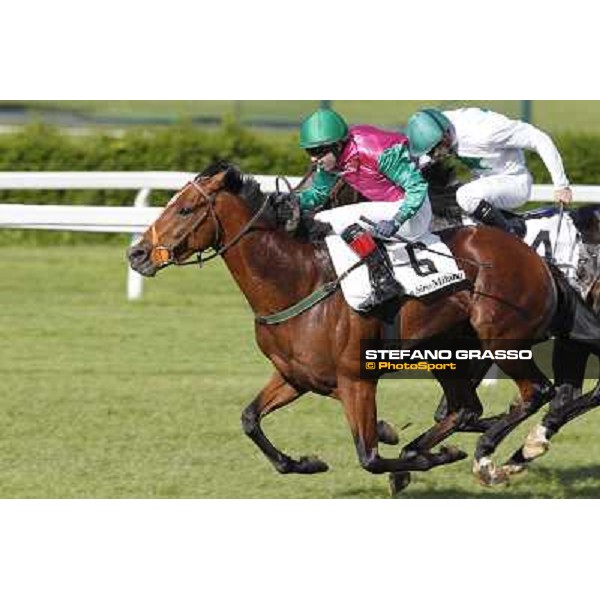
[572,204,600,245]
[128,162,267,277]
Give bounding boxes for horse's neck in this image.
[221,227,328,316]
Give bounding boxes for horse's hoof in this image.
[377,420,399,445]
[296,455,329,474]
[473,457,509,486]
[389,472,412,497]
[522,424,550,460]
[439,445,468,463]
[501,462,528,477]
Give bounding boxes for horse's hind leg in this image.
[472,358,554,486]
[337,377,467,486]
[401,375,480,456]
[434,358,506,432]
[389,375,477,495]
[541,380,600,441]
[508,343,593,468]
[241,371,328,475]
[507,379,600,469]
[434,358,491,422]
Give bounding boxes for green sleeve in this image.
[296,167,339,211]
[377,144,428,224]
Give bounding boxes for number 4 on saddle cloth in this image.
[325,232,468,312]
[523,208,585,294]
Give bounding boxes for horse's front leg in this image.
[338,379,465,478]
[473,372,554,486]
[241,371,329,475]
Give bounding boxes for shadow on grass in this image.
[334,463,600,499]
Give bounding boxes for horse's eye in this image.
[178,206,195,216]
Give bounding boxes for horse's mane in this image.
[198,161,335,278]
[198,160,264,213]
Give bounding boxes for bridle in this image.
[149,177,272,269]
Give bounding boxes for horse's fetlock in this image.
[475,438,494,461]
[359,451,384,474]
[274,458,293,474]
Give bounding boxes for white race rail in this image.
[0,172,302,300]
[0,173,599,301]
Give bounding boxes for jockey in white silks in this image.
[276,108,431,311]
[405,107,572,235]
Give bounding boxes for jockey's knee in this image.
[456,188,483,214]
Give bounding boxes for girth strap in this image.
[255,281,340,326]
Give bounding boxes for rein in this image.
[158,166,316,269]
[552,201,565,263]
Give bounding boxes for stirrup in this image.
[358,279,403,311]
[473,200,524,237]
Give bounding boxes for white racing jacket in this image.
[438,108,570,189]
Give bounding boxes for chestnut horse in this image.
[128,162,559,492]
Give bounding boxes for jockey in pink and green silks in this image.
[297,108,429,235]
[290,108,432,311]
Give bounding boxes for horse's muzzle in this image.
[127,242,160,277]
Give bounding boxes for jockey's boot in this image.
[341,223,404,311]
[472,200,525,237]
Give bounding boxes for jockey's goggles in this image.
[305,144,338,159]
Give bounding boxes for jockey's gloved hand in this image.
[269,192,296,223]
[373,219,400,239]
[554,186,573,204]
[268,191,294,206]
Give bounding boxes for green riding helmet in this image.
[406,108,453,157]
[299,108,349,149]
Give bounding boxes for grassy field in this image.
[2,100,600,133]
[1,244,600,498]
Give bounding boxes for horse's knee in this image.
[241,404,259,436]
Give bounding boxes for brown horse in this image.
[422,192,600,473]
[127,162,559,492]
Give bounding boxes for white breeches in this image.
[315,196,432,242]
[456,172,533,214]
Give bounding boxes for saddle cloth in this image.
[523,213,582,290]
[325,232,467,312]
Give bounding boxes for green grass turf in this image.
[3,100,600,133]
[1,245,600,498]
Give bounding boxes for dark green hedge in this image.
[526,133,600,185]
[1,122,599,244]
[0,120,307,208]
[0,120,307,244]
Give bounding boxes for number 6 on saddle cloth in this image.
[324,218,468,312]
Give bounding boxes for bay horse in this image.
[127,162,559,492]
[420,161,600,472]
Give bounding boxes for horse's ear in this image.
[197,163,243,195]
[200,170,232,194]
[204,171,225,189]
